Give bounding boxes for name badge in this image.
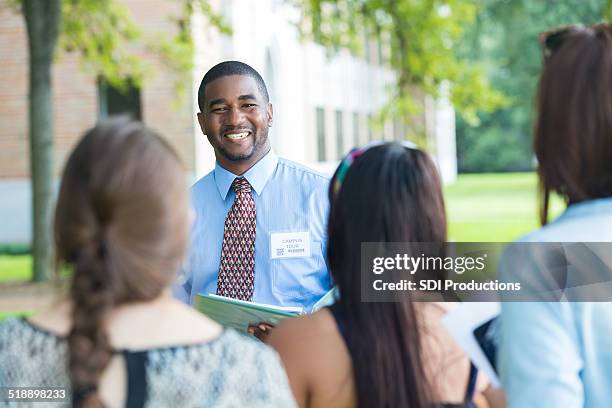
[270,231,311,259]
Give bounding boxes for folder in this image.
[194,287,338,332]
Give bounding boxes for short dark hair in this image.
[534,23,612,224]
[197,60,269,112]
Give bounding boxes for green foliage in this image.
[60,0,147,90]
[294,0,507,136]
[146,0,231,99]
[606,0,612,19]
[456,0,608,173]
[457,117,532,173]
[0,244,31,256]
[0,0,20,11]
[4,0,230,96]
[58,0,230,95]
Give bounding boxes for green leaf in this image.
[296,0,507,140]
[57,0,231,97]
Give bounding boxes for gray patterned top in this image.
[0,317,297,408]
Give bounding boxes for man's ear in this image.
[267,103,273,127]
[197,112,206,133]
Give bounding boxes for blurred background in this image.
[0,0,610,312]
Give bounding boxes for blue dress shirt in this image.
[173,150,332,310]
[499,197,612,408]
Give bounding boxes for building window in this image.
[316,107,326,161]
[335,110,344,159]
[352,112,360,148]
[98,78,142,120]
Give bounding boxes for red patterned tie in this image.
[216,177,256,300]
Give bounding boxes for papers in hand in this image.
[194,288,337,332]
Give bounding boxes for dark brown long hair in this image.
[535,23,612,224]
[327,143,447,408]
[54,117,189,407]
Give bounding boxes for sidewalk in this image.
[0,281,58,313]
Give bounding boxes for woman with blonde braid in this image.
[0,118,296,407]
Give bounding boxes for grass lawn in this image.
[444,172,565,242]
[0,256,39,320]
[0,255,31,282]
[0,311,32,321]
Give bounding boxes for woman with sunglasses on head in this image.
[268,142,500,408]
[0,118,296,407]
[499,23,612,408]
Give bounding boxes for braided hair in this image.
[54,117,190,406]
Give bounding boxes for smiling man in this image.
[174,61,331,330]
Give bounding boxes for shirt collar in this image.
[213,150,278,200]
[556,196,612,222]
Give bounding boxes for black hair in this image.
[197,60,270,112]
[328,143,448,408]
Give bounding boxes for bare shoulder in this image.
[27,300,72,336]
[27,297,223,349]
[268,308,349,381]
[107,298,223,349]
[269,308,355,408]
[269,308,337,351]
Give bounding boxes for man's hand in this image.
[247,322,275,342]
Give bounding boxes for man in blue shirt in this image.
[174,61,331,326]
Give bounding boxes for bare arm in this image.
[268,319,311,407]
[479,385,507,408]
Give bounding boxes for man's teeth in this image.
[225,132,249,140]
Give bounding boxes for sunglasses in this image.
[539,25,587,60]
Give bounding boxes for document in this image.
[194,287,338,332]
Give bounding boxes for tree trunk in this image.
[23,0,61,282]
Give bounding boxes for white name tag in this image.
[270,231,311,259]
